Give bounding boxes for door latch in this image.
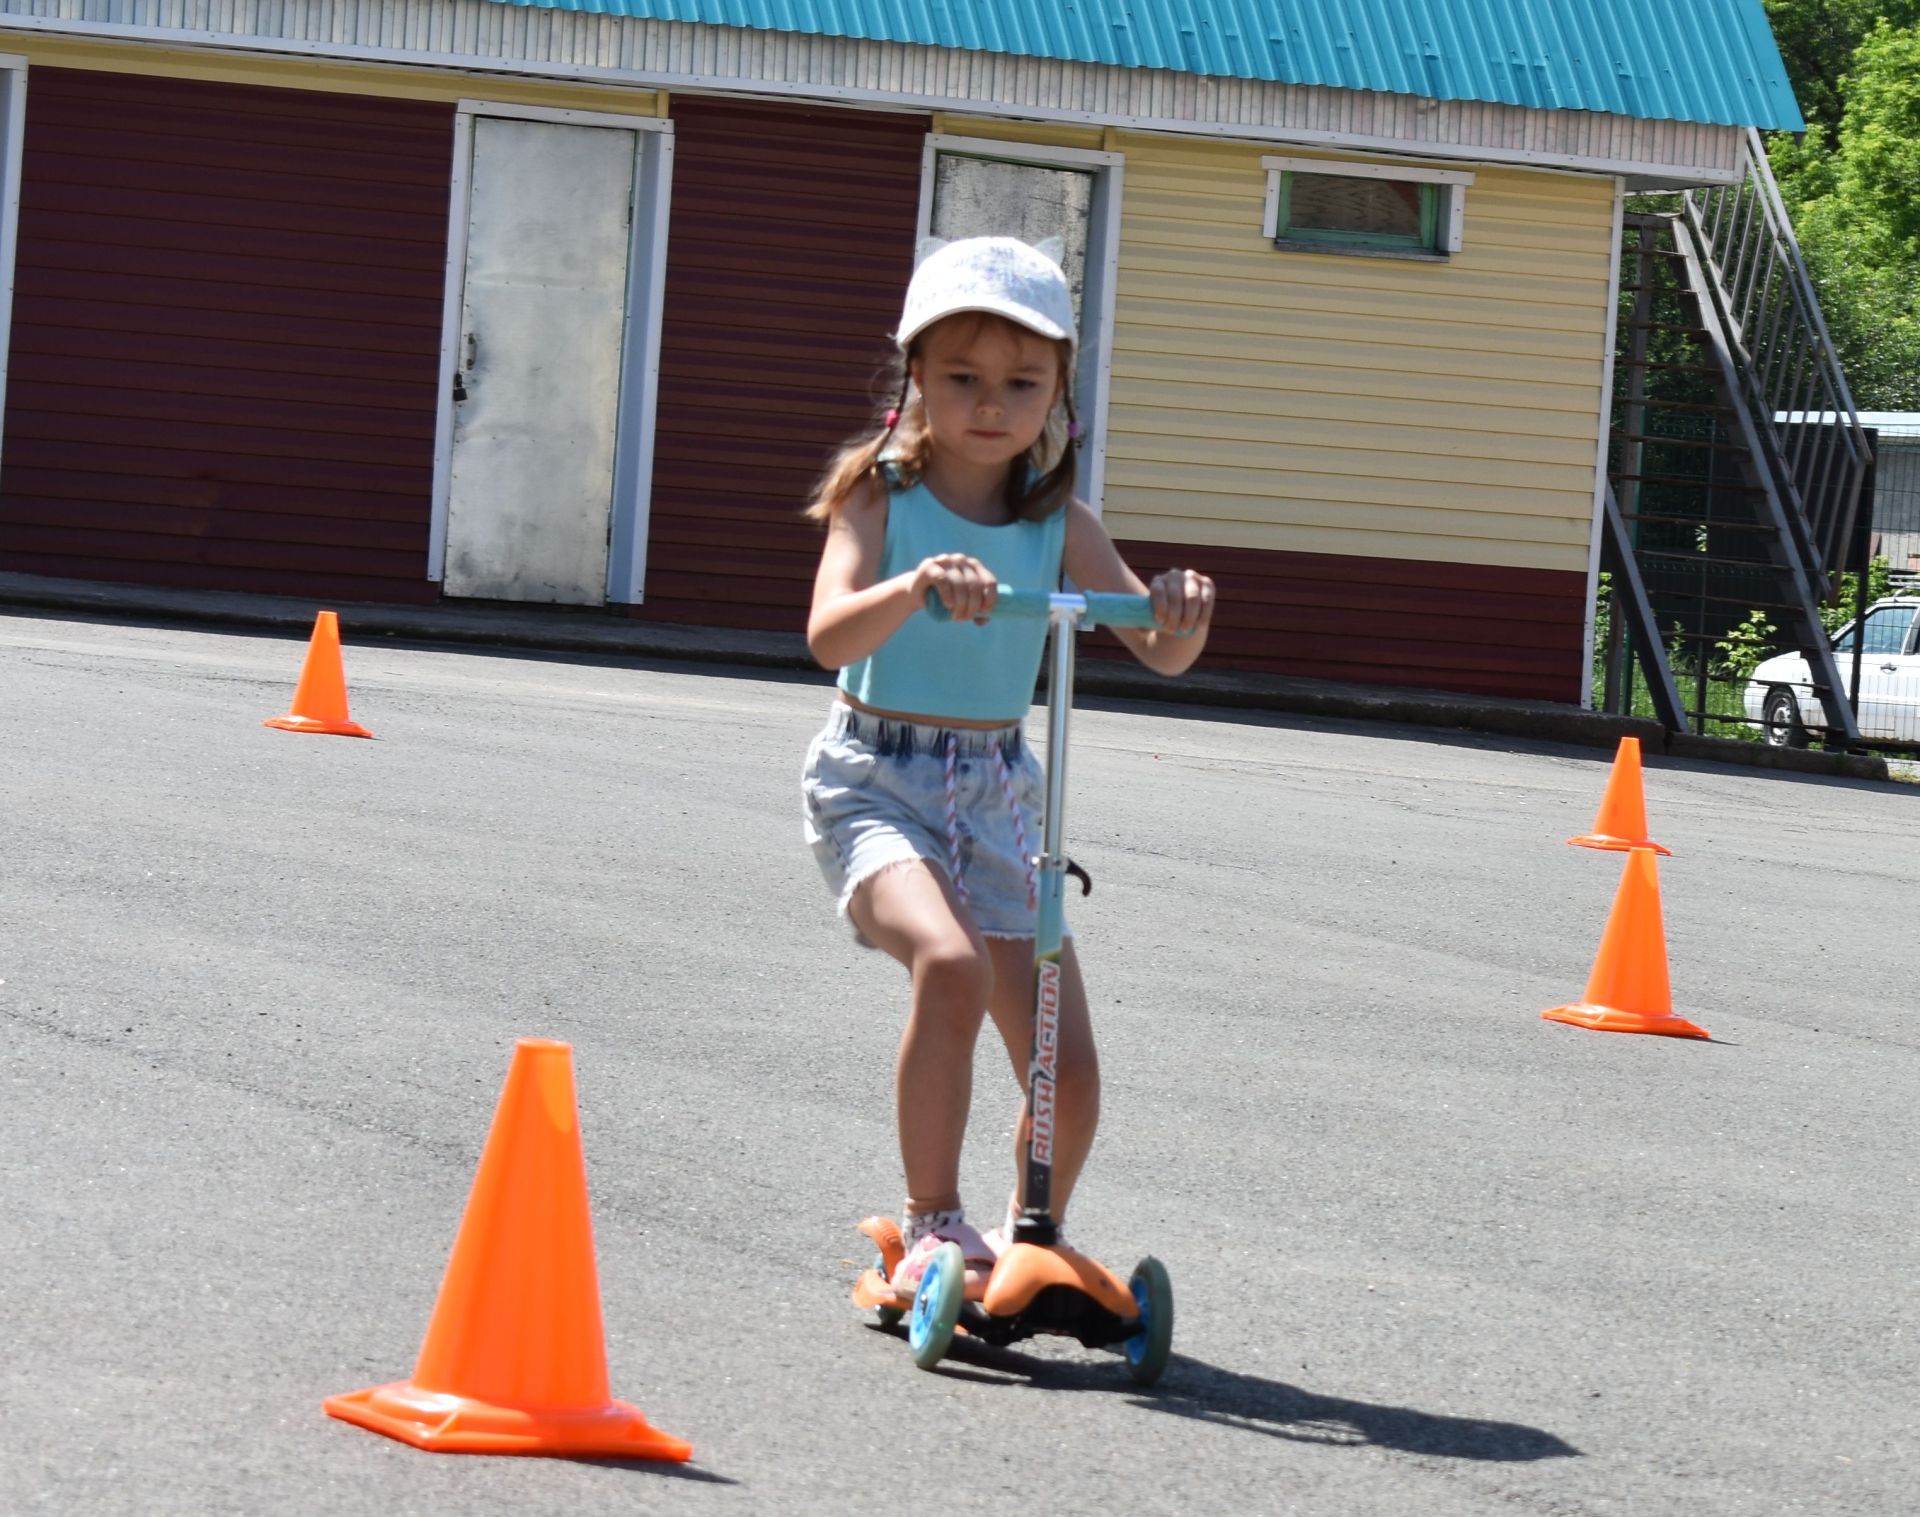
[453,330,477,402]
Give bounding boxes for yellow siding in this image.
[1107,133,1614,571]
[931,113,1107,151]
[0,35,662,115]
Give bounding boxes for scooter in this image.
[849,587,1175,1386]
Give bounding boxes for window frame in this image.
[1261,154,1473,261]
[0,56,26,466]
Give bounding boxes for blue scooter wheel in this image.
[1124,1256,1174,1386]
[907,1242,966,1369]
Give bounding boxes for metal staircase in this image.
[1597,128,1873,744]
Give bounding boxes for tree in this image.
[1833,20,1920,248]
[1763,0,1920,137]
[1767,15,1920,410]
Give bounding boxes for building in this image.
[0,1,1804,700]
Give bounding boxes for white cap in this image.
[895,236,1076,352]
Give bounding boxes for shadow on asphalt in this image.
[10,603,839,688]
[22,600,1906,795]
[1074,690,1918,796]
[563,1457,741,1483]
[927,1336,1580,1462]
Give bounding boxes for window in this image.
[918,135,1123,510]
[1834,606,1916,656]
[1280,174,1435,250]
[1262,155,1473,260]
[929,154,1093,323]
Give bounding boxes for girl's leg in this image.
[983,938,1099,1222]
[849,860,994,1215]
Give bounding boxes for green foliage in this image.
[1767,14,1920,411]
[1837,21,1920,248]
[1763,0,1920,137]
[1714,609,1779,681]
[1820,554,1895,634]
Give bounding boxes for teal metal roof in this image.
[485,1,1804,130]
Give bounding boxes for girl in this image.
[801,236,1216,1291]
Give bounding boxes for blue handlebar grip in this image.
[985,588,1055,619]
[923,585,1158,628]
[1081,591,1159,629]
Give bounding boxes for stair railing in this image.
[1682,127,1873,584]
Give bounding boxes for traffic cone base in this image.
[1541,1002,1709,1039]
[264,712,373,738]
[323,1383,693,1460]
[265,610,373,738]
[324,1039,690,1461]
[1566,830,1672,856]
[1569,736,1665,854]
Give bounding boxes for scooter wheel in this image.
[873,1253,904,1328]
[1124,1256,1173,1386]
[907,1242,966,1369]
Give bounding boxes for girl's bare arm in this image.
[1061,499,1215,676]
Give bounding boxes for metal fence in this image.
[1865,417,1920,584]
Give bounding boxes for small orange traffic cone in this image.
[1568,736,1667,853]
[324,1039,692,1459]
[264,611,372,738]
[1543,849,1708,1039]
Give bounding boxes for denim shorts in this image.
[801,701,1066,945]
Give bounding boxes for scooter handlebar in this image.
[923,585,1158,629]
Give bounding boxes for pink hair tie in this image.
[884,408,901,428]
[1067,420,1082,441]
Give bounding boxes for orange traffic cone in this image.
[1568,736,1667,853]
[324,1039,692,1459]
[264,611,372,738]
[1543,849,1708,1039]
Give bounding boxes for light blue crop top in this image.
[839,477,1068,722]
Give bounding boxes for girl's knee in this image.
[914,938,994,1014]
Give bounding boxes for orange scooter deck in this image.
[981,1240,1136,1321]
[849,1216,1139,1330]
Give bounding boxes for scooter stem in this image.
[1016,603,1080,1247]
[928,586,1154,1247]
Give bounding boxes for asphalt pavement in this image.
[2,610,1915,1516]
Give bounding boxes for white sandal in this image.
[889,1222,996,1292]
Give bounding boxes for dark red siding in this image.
[0,69,453,601]
[1101,540,1587,701]
[633,96,1579,701]
[635,96,927,627]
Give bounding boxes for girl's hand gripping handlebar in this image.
[924,586,1159,630]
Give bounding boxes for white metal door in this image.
[443,117,637,603]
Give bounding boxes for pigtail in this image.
[808,343,958,523]
[806,369,912,524]
[1007,383,1080,522]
